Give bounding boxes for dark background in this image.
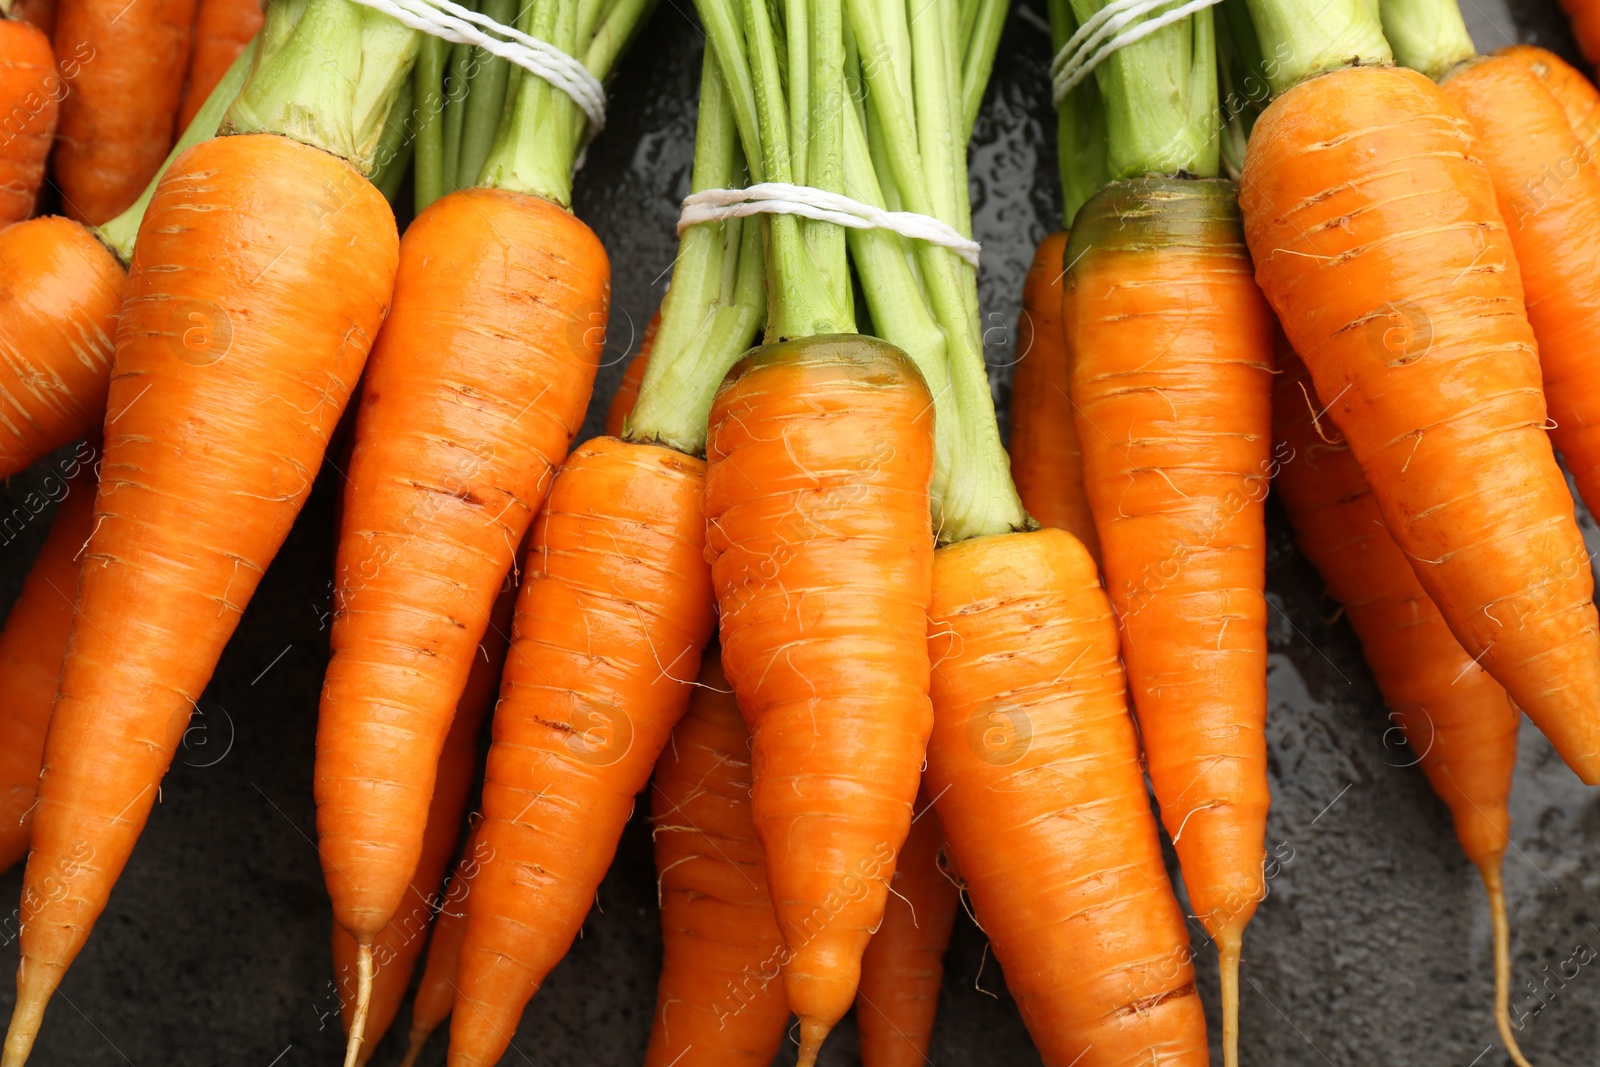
[3,0,1598,1063]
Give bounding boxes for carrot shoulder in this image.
[0,447,95,874]
[1240,63,1600,782]
[4,132,396,1065]
[0,17,58,225]
[50,0,196,224]
[704,337,936,1064]
[1066,176,1273,1011]
[926,528,1208,1066]
[1496,44,1600,160]
[645,650,789,1067]
[1007,230,1099,561]
[854,794,958,1067]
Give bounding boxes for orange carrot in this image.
[4,124,398,1062]
[49,0,196,224]
[175,0,261,131]
[604,308,660,437]
[1066,177,1274,1052]
[1497,44,1600,160]
[926,528,1208,1066]
[1271,348,1528,1064]
[644,649,790,1067]
[703,339,936,1064]
[1240,62,1600,782]
[1007,230,1099,561]
[447,434,715,1065]
[330,580,512,1063]
[0,216,121,476]
[0,444,94,874]
[446,46,754,1065]
[10,0,53,37]
[1434,57,1600,552]
[0,15,57,225]
[854,793,958,1067]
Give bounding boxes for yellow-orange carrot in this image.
[645,650,789,1067]
[854,793,958,1067]
[1008,231,1098,561]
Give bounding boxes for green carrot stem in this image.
[626,47,765,453]
[1378,0,1475,77]
[372,76,417,200]
[1049,0,1108,224]
[226,0,420,172]
[440,38,473,192]
[1240,0,1391,93]
[959,0,1006,139]
[457,0,514,187]
[414,35,449,210]
[96,36,260,262]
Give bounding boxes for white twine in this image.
[348,0,608,132]
[1051,0,1226,104]
[678,183,982,268]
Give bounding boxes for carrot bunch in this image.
[1,3,420,1058]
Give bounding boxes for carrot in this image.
[1006,231,1099,562]
[854,793,958,1067]
[926,529,1208,1066]
[0,443,94,874]
[311,6,652,1061]
[446,46,759,1066]
[0,13,57,225]
[1385,5,1600,622]
[329,580,512,1063]
[1497,44,1600,160]
[603,308,660,437]
[1271,348,1528,1065]
[1,7,413,1058]
[1065,175,1275,1061]
[644,648,790,1067]
[1559,0,1600,71]
[0,33,254,480]
[1236,0,1600,781]
[175,0,262,131]
[49,0,196,224]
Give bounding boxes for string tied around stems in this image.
[1051,0,1226,103]
[345,0,608,132]
[678,182,982,268]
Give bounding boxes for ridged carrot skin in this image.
[1066,177,1273,1016]
[1559,0,1600,70]
[331,582,513,1062]
[704,336,935,1066]
[1240,64,1600,783]
[449,434,715,1067]
[0,448,94,873]
[316,186,604,956]
[0,215,123,478]
[926,528,1207,1066]
[50,0,196,224]
[175,0,261,132]
[1497,45,1600,159]
[854,794,958,1067]
[4,133,396,1064]
[604,308,660,437]
[1008,231,1099,561]
[0,18,58,225]
[1272,348,1529,1062]
[1442,56,1600,524]
[645,650,789,1067]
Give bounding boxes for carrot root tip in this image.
[1,960,55,1067]
[342,943,374,1067]
[397,1027,430,1067]
[795,1014,831,1067]
[1482,862,1536,1067]
[1217,926,1242,1067]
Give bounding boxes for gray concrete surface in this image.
[2,0,1597,1063]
